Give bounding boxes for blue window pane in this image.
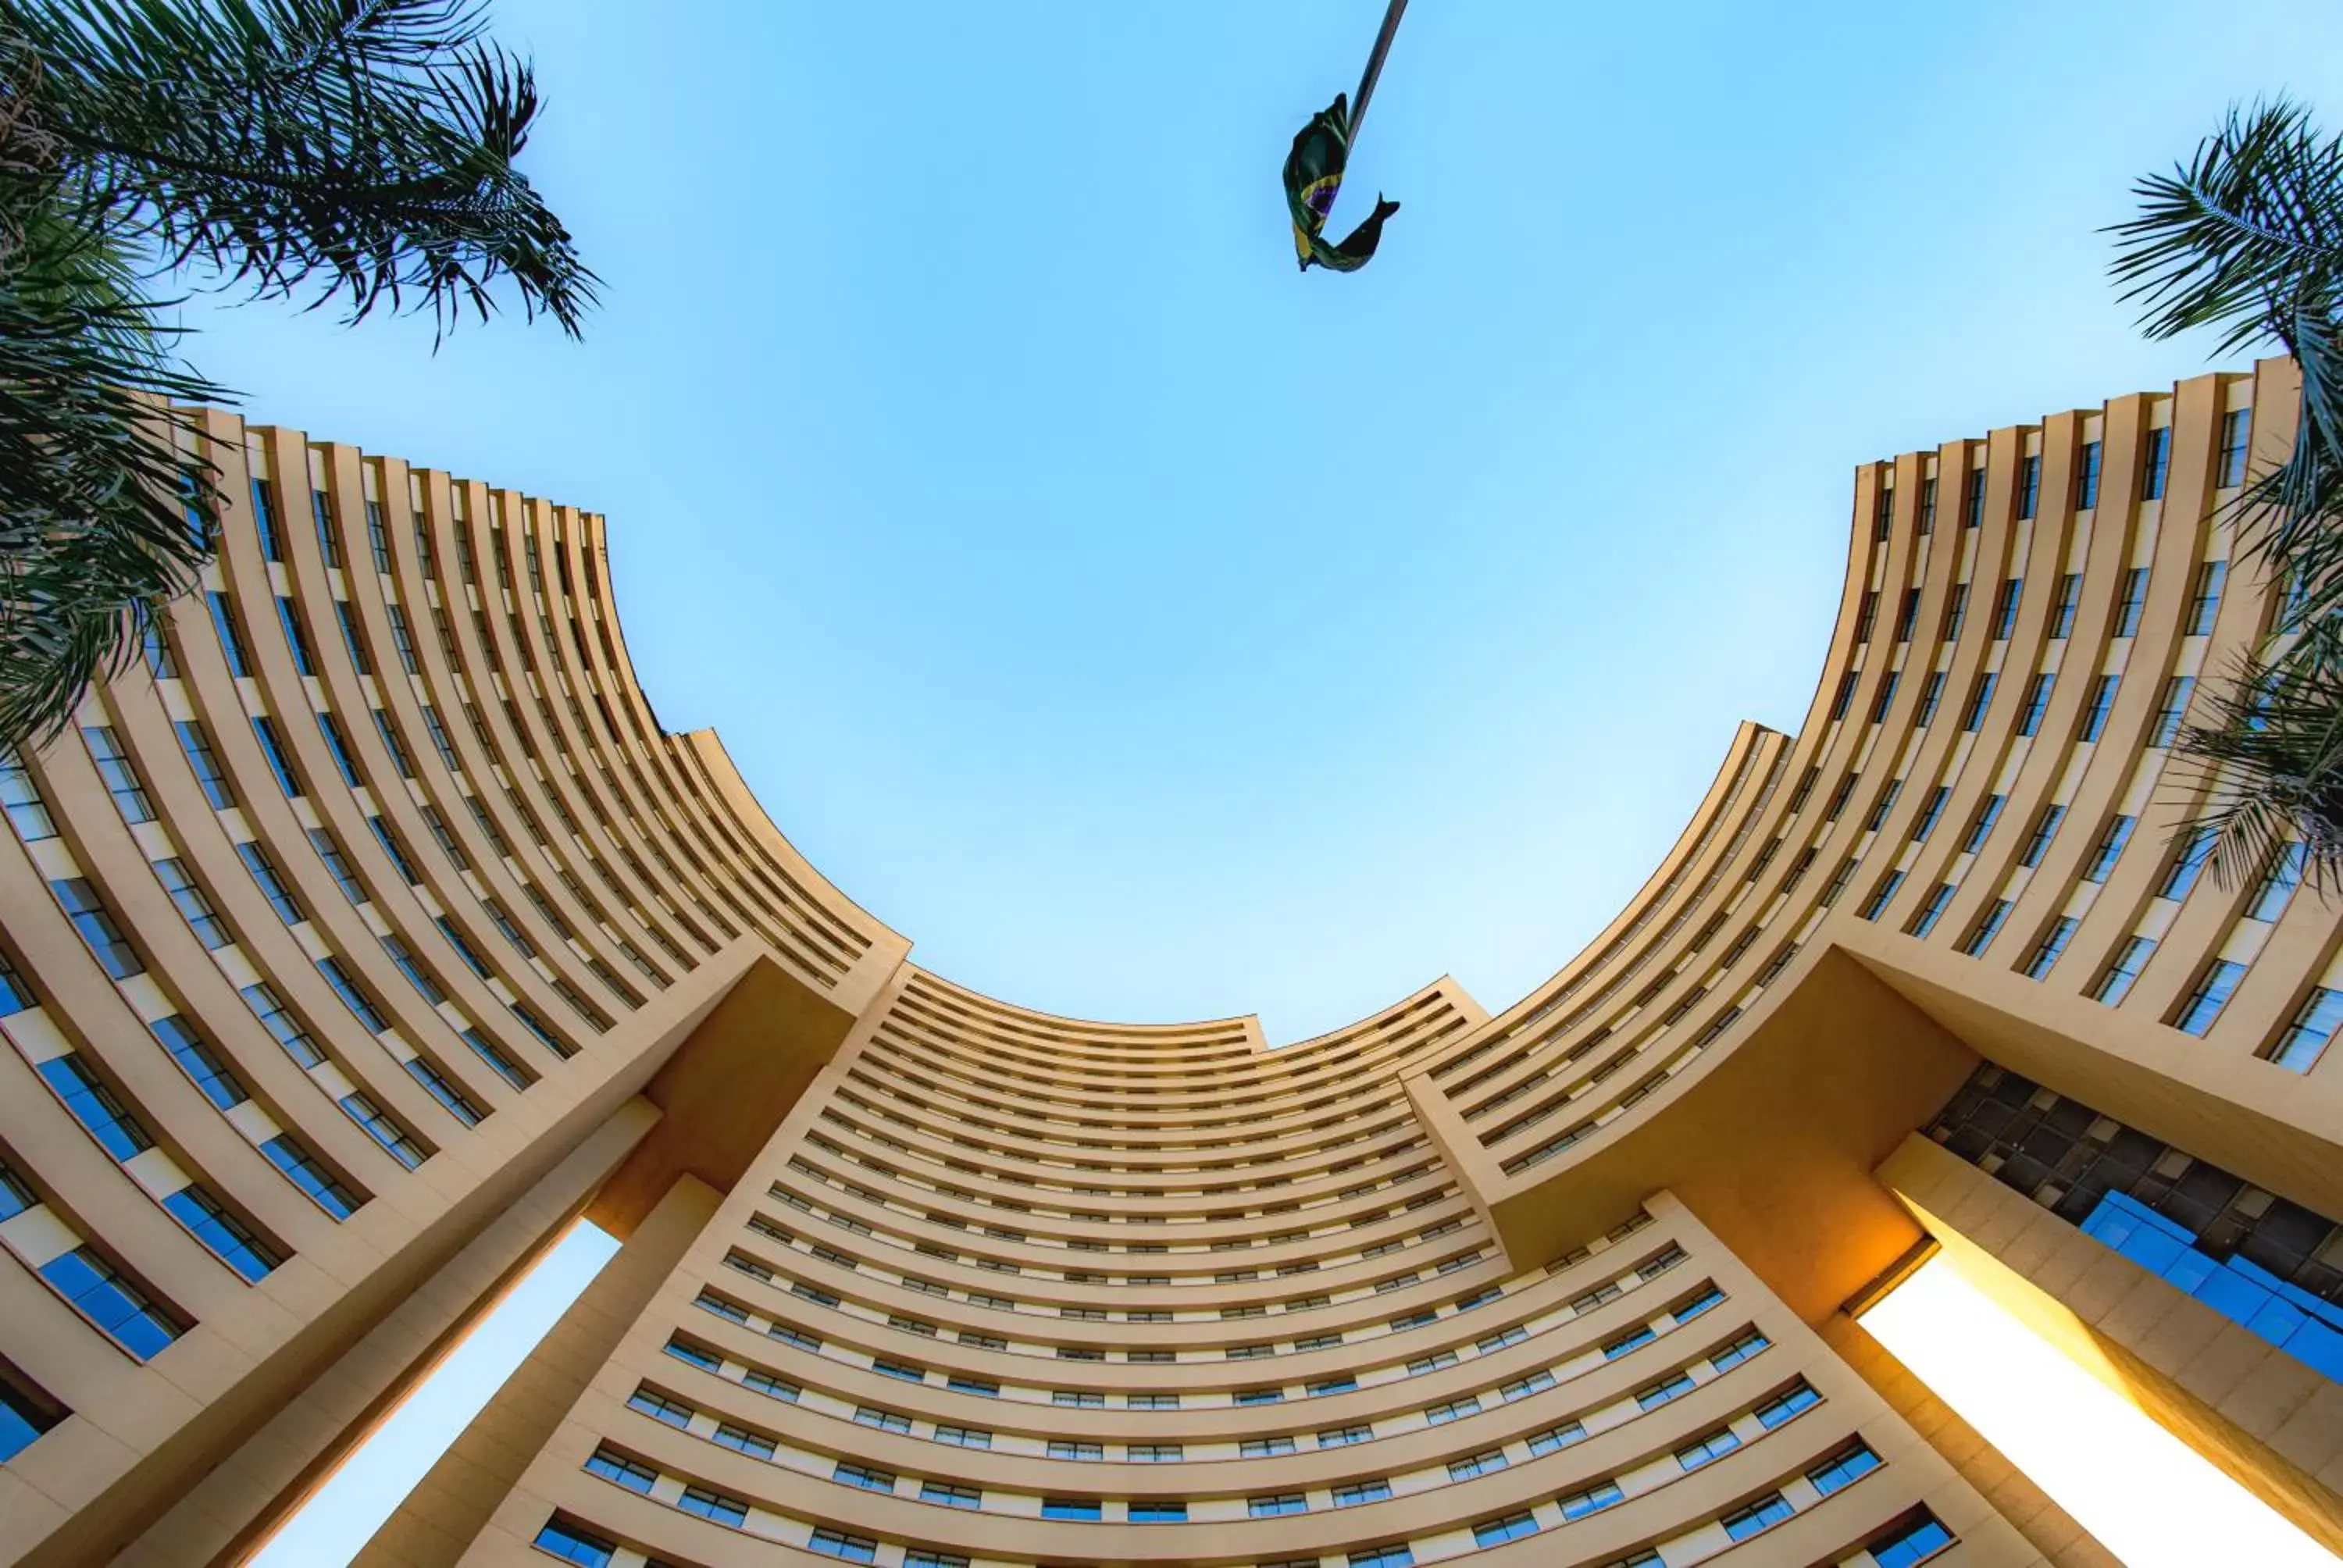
[40,1247,180,1360]
[162,1185,280,1281]
[40,1055,152,1160]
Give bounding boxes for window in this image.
[1960,672,1996,732]
[244,981,323,1066]
[833,1461,894,1494]
[1331,1478,1393,1507]
[319,956,389,1032]
[1242,1436,1296,1457]
[1869,671,1899,722]
[934,1423,990,1448]
[1856,867,1912,918]
[1349,1549,1414,1568]
[1963,794,2005,852]
[405,1057,482,1126]
[41,1049,150,1162]
[52,878,141,978]
[872,1357,925,1383]
[1129,1441,1184,1460]
[1636,1373,1695,1409]
[2023,918,2077,980]
[1960,900,2013,957]
[1829,670,1857,722]
[2188,561,2227,634]
[1251,1493,1309,1517]
[1318,1424,1372,1447]
[676,1486,747,1526]
[583,1446,657,1493]
[2272,988,2343,1070]
[2174,959,2248,1035]
[262,1135,359,1217]
[2079,673,2120,741]
[1755,1381,1820,1427]
[810,1531,878,1563]
[41,1246,181,1359]
[947,1374,999,1396]
[310,489,341,565]
[1966,466,1987,528]
[0,1367,62,1463]
[1559,1481,1623,1520]
[1872,1514,1956,1568]
[1910,785,1949,842]
[1912,665,1949,726]
[2092,937,2156,1005]
[83,726,155,821]
[1449,1449,1509,1481]
[2082,815,2134,883]
[1234,1386,1283,1406]
[2017,454,2041,518]
[1040,1499,1100,1521]
[1674,1284,1724,1320]
[1601,1325,1654,1359]
[151,1014,246,1107]
[2018,805,2064,868]
[1711,1329,1770,1369]
[316,711,362,786]
[662,1336,719,1371]
[162,1185,280,1281]
[1424,1395,1480,1424]
[1048,1440,1103,1460]
[2114,567,2150,636]
[0,751,55,839]
[1128,1501,1185,1523]
[2219,408,2252,486]
[2248,841,2308,921]
[1722,1492,1794,1541]
[1920,476,1938,533]
[250,715,302,796]
[2075,440,2101,508]
[532,1519,615,1566]
[2160,825,2216,899]
[1940,582,1969,640]
[1807,1441,1881,1495]
[1991,577,2023,640]
[1501,1370,1556,1400]
[627,1386,693,1427]
[1895,587,1921,641]
[1527,1420,1585,1456]
[1474,1513,1539,1547]
[922,1481,982,1509]
[1054,1389,1104,1408]
[903,1554,967,1568]
[2016,672,2054,736]
[1676,1427,1742,1469]
[153,857,231,948]
[1856,590,1879,641]
[2144,425,2172,498]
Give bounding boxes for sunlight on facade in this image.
[251,1223,620,1568]
[1863,1255,2335,1568]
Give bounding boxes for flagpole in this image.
[1346,0,1409,146]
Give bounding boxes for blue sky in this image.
[177,1,2343,1043]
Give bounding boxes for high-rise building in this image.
[0,362,2337,1568]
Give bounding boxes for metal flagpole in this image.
[1345,0,1410,147]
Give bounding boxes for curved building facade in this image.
[0,363,2339,1568]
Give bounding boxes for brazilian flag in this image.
[1283,93,1400,273]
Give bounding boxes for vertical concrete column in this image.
[355,1176,722,1568]
[1879,1133,2343,1556]
[1818,1312,2120,1568]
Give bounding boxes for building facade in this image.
[0,362,2338,1568]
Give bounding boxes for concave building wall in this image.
[0,362,2338,1568]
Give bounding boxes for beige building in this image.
[0,362,2338,1568]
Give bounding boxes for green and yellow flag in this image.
[1283,93,1400,273]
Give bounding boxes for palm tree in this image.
[0,0,594,749]
[2111,99,2343,889]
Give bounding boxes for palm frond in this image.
[2,0,597,337]
[2170,649,2343,893]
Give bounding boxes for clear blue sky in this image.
[176,0,2343,1043]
